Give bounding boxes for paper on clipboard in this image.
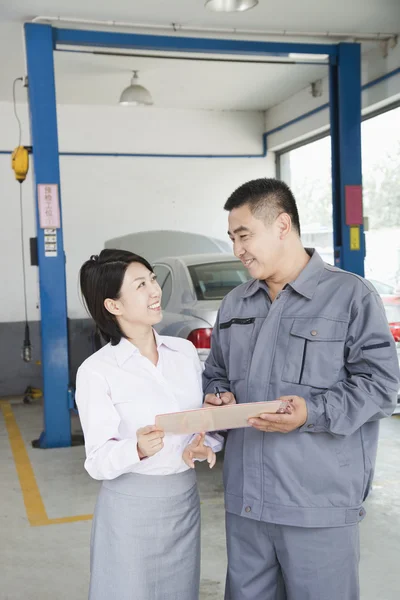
[155,400,289,434]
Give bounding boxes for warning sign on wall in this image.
[350,226,361,251]
[38,184,61,229]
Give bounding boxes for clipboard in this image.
[155,400,289,434]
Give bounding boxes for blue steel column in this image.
[329,43,365,275]
[24,23,71,447]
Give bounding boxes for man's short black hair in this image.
[79,249,153,346]
[224,178,301,236]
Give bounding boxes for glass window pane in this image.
[153,265,169,287]
[161,273,172,309]
[279,136,334,265]
[278,105,400,294]
[188,261,251,301]
[362,106,400,292]
[153,265,173,308]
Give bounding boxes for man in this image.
[203,178,399,600]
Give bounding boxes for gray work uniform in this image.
[203,249,400,600]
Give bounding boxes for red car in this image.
[369,279,400,342]
[380,295,400,415]
[381,295,400,343]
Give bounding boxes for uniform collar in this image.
[112,329,178,367]
[241,248,325,301]
[288,249,325,299]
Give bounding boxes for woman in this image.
[76,248,222,600]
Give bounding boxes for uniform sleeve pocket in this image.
[361,340,399,383]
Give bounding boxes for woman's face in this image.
[105,262,162,329]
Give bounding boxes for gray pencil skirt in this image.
[89,469,200,600]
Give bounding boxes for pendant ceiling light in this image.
[119,71,153,106]
[205,0,259,12]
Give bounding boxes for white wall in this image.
[0,102,274,322]
[265,43,400,150]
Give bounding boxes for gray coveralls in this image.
[203,249,400,600]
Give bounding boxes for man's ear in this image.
[277,212,291,239]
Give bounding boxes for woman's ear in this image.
[104,298,122,316]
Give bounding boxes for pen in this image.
[214,386,221,399]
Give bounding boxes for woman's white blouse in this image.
[75,331,223,480]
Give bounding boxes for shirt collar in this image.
[241,248,325,301]
[153,329,179,352]
[112,329,178,367]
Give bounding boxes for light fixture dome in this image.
[205,0,259,12]
[119,71,153,106]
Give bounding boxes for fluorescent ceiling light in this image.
[288,53,329,61]
[205,0,259,12]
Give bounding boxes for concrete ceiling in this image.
[0,1,399,109]
[53,51,329,111]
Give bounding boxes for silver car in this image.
[152,253,251,361]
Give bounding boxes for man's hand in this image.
[248,396,307,433]
[183,433,216,469]
[204,391,236,407]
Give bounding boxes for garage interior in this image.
[0,1,399,599]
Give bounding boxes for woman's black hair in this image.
[79,249,153,346]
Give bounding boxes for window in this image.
[188,261,250,301]
[153,264,173,309]
[361,107,400,291]
[278,105,400,291]
[161,273,172,309]
[369,279,395,295]
[279,135,334,264]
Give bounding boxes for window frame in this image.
[275,100,400,176]
[152,263,173,310]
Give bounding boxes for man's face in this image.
[228,204,282,281]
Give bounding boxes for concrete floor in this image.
[0,398,399,600]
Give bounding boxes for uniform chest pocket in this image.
[220,318,256,381]
[281,318,347,389]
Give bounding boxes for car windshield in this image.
[188,261,251,300]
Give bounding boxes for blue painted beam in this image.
[58,47,328,67]
[329,61,342,265]
[329,43,364,276]
[265,105,328,137]
[265,66,400,138]
[54,27,337,58]
[24,23,71,447]
[362,66,400,90]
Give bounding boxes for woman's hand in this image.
[183,433,216,469]
[136,425,164,459]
